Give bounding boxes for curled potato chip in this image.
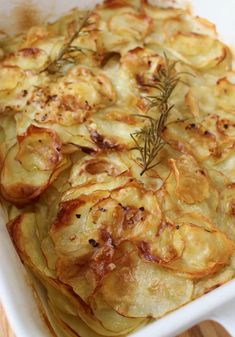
[16,125,62,171]
[0,126,68,206]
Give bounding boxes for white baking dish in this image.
[0,1,235,336]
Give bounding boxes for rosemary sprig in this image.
[42,12,91,74]
[131,55,180,176]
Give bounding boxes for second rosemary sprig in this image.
[131,55,180,176]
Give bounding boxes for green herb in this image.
[131,55,180,176]
[42,12,91,74]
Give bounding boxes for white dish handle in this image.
[209,300,235,337]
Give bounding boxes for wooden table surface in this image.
[0,303,231,337]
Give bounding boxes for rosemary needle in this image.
[131,54,180,176]
[42,12,91,74]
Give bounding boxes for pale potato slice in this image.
[7,213,55,278]
[169,154,209,204]
[163,15,216,39]
[108,10,153,40]
[193,267,235,298]
[95,249,193,318]
[0,65,24,91]
[215,73,235,112]
[164,223,235,278]
[168,33,231,72]
[163,120,217,161]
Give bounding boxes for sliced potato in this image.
[168,33,231,72]
[95,249,193,318]
[0,126,68,206]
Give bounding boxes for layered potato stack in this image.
[1,0,235,336]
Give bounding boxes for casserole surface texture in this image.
[1,0,235,336]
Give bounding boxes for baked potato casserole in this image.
[1,0,235,336]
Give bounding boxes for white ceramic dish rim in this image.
[1,0,235,336]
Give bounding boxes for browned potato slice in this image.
[50,180,161,262]
[3,48,49,71]
[30,66,116,126]
[8,211,140,336]
[0,125,69,206]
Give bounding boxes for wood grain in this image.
[0,302,231,337]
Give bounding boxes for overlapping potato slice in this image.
[0,66,48,114]
[69,152,128,187]
[0,126,69,206]
[29,66,116,126]
[0,65,24,92]
[96,3,153,51]
[3,47,49,71]
[50,179,161,261]
[8,209,146,336]
[120,47,163,88]
[169,154,209,204]
[217,184,235,242]
[163,120,217,161]
[160,223,235,278]
[94,247,193,318]
[107,9,152,41]
[7,212,55,278]
[193,267,235,298]
[162,15,216,39]
[168,33,231,72]
[0,114,16,168]
[215,73,235,112]
[88,107,143,150]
